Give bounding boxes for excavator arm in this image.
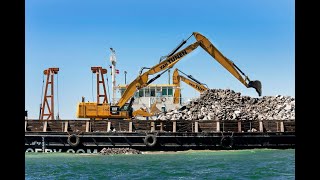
[117,32,262,109]
[193,32,261,94]
[173,68,208,104]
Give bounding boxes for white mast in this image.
[110,48,117,105]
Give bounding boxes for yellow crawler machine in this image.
[77,98,134,119]
[77,32,262,120]
[173,68,209,104]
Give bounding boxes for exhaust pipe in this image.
[248,80,262,96]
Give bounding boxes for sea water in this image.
[25,149,295,179]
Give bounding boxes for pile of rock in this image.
[156,89,295,121]
[99,148,141,155]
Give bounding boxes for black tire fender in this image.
[220,136,233,149]
[144,134,157,147]
[67,134,80,147]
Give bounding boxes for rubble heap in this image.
[156,89,295,121]
[99,148,141,155]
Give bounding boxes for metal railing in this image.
[25,119,295,133]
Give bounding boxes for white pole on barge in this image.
[110,48,117,105]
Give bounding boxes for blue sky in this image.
[25,0,295,119]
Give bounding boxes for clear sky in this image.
[25,0,295,119]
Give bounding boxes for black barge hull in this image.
[25,119,295,153]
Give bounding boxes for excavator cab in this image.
[119,99,134,118]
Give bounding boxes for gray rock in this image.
[99,148,141,155]
[160,88,295,121]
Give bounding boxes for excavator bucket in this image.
[132,102,161,118]
[132,108,152,117]
[248,80,262,96]
[150,102,161,115]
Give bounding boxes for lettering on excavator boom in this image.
[160,50,188,70]
[188,83,206,92]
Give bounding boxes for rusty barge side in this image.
[25,119,295,153]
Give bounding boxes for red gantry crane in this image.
[40,67,59,120]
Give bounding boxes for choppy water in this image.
[25,149,295,180]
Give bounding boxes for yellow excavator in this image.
[173,68,209,104]
[77,32,262,120]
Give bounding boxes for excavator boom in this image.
[180,76,208,93]
[117,32,261,109]
[173,68,209,104]
[116,41,202,108]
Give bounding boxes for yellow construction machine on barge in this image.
[76,32,262,120]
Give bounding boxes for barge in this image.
[25,119,295,153]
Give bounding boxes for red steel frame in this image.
[40,68,59,120]
[91,67,108,104]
